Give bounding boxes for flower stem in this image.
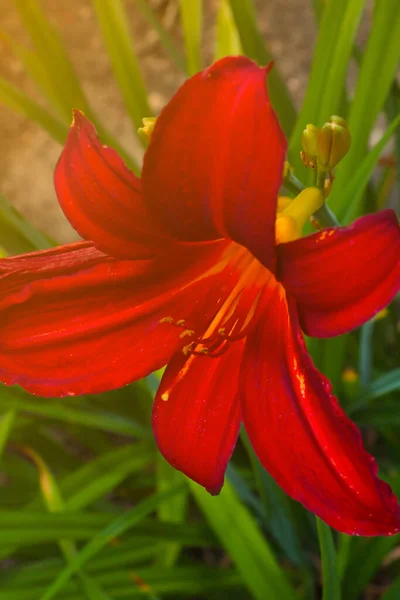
[314,203,341,228]
[283,166,341,228]
[283,170,305,195]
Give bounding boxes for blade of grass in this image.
[289,0,365,170]
[341,535,399,600]
[0,78,68,145]
[214,0,242,59]
[91,0,151,135]
[316,518,341,600]
[331,0,400,218]
[189,479,297,600]
[155,455,187,567]
[0,410,15,460]
[0,192,54,254]
[11,0,139,173]
[20,447,112,600]
[0,29,68,114]
[179,0,203,75]
[38,484,186,600]
[329,114,400,223]
[241,430,306,566]
[0,389,151,438]
[13,0,91,120]
[132,0,186,72]
[228,0,296,136]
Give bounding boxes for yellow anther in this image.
[176,319,186,326]
[198,348,209,355]
[159,316,174,324]
[161,391,170,401]
[218,328,226,336]
[183,343,195,356]
[180,329,195,339]
[275,187,324,244]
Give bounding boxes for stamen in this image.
[159,248,271,360]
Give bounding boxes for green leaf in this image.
[241,431,306,566]
[1,566,243,600]
[0,388,150,438]
[289,0,365,170]
[155,454,188,567]
[0,78,68,145]
[347,369,400,417]
[330,0,400,218]
[316,518,341,600]
[91,0,151,134]
[39,485,186,600]
[329,114,400,223]
[228,0,296,136]
[13,0,91,120]
[190,479,297,600]
[179,0,203,75]
[214,0,242,59]
[341,535,399,600]
[381,577,400,600]
[0,192,54,254]
[132,0,186,72]
[22,447,112,600]
[0,410,15,460]
[64,444,155,511]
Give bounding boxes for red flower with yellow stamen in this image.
[1,57,400,535]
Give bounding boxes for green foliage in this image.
[0,0,400,598]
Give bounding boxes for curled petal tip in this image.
[71,108,87,129]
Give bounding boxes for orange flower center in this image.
[161,246,271,359]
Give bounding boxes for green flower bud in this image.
[317,116,351,170]
[301,124,319,168]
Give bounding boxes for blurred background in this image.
[2,0,322,241]
[0,1,399,599]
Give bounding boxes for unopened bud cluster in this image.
[301,116,351,170]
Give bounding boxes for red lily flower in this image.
[1,57,400,536]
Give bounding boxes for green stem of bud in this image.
[282,170,305,196]
[282,168,340,228]
[314,203,341,228]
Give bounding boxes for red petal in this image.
[0,239,238,397]
[153,342,244,493]
[142,57,287,269]
[277,210,400,337]
[54,111,171,259]
[241,283,400,535]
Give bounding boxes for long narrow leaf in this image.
[317,518,341,600]
[190,479,297,600]
[39,485,186,600]
[0,192,54,254]
[215,0,242,59]
[91,0,151,134]
[179,0,203,75]
[0,78,68,145]
[331,0,400,217]
[289,0,364,169]
[228,0,296,136]
[330,114,400,223]
[132,0,186,72]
